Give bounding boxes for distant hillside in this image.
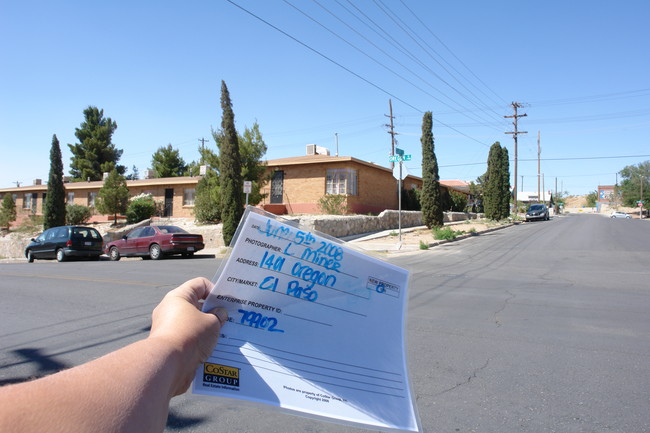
[564,195,586,207]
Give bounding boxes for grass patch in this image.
[389,231,398,237]
[419,240,429,250]
[432,226,465,241]
[14,216,44,234]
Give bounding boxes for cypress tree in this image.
[218,81,244,245]
[44,134,67,229]
[420,111,443,228]
[484,142,503,220]
[499,145,511,219]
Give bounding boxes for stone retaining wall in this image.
[289,210,479,239]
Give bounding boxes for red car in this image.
[105,225,204,261]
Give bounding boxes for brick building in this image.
[259,155,424,214]
[0,177,200,225]
[1,154,469,224]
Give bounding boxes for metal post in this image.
[398,161,402,242]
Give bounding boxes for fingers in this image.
[168,277,214,307]
[208,307,228,326]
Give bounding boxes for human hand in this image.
[149,277,227,396]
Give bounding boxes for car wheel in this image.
[56,249,66,262]
[149,244,162,260]
[27,250,34,263]
[109,246,121,261]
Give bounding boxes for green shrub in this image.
[318,194,349,215]
[432,226,464,241]
[126,194,156,224]
[419,240,429,250]
[66,204,92,225]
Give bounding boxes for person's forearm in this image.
[0,336,186,433]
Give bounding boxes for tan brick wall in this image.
[260,161,422,215]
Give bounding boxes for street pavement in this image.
[1,214,649,432]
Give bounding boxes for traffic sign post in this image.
[243,181,252,206]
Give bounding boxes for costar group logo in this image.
[203,362,240,387]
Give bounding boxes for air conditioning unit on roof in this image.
[306,144,317,155]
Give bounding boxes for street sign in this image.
[638,202,644,207]
[243,181,252,194]
[395,147,404,156]
[389,154,412,162]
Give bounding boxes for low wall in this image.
[290,210,478,239]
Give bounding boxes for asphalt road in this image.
[1,214,649,432]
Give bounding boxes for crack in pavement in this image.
[494,290,516,327]
[434,358,491,396]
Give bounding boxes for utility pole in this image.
[334,133,339,157]
[505,102,527,212]
[198,137,210,164]
[385,99,397,169]
[537,131,541,203]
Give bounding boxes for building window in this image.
[183,188,196,206]
[88,192,97,207]
[67,192,75,204]
[23,194,32,209]
[326,168,357,195]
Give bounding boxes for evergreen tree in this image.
[0,194,17,229]
[499,145,511,219]
[420,111,443,228]
[484,142,505,220]
[151,144,188,177]
[44,134,67,229]
[96,169,130,224]
[218,81,244,245]
[194,170,221,223]
[125,165,140,180]
[68,106,124,181]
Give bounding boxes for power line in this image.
[288,0,499,131]
[398,0,506,109]
[226,0,491,148]
[374,0,507,125]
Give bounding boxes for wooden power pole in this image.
[505,102,527,212]
[385,99,397,169]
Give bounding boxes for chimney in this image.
[33,179,42,185]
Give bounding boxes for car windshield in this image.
[156,226,188,234]
[529,205,544,211]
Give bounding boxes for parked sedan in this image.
[104,225,204,261]
[610,211,631,219]
[25,225,104,262]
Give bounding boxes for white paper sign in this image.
[192,207,419,432]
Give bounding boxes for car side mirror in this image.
[122,235,128,240]
[31,238,37,242]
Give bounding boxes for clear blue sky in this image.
[2,0,649,196]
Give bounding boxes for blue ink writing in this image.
[238,309,285,333]
[291,262,337,289]
[260,251,285,272]
[259,219,292,241]
[259,276,279,292]
[300,247,341,272]
[286,280,318,302]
